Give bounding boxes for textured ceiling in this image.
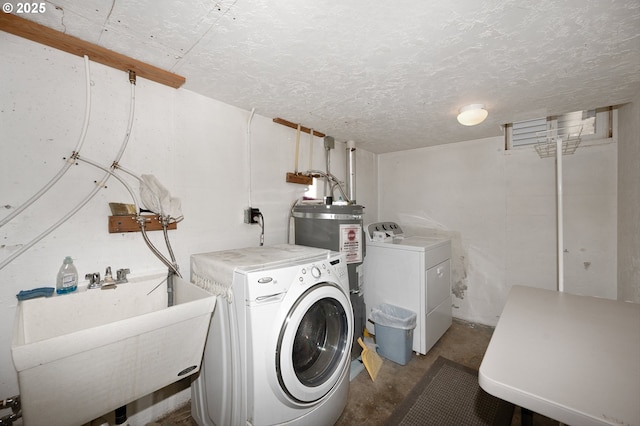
[11,0,640,153]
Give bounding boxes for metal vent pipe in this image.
[346,140,356,203]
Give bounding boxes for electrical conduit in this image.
[246,107,256,208]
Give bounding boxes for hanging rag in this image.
[140,174,182,219]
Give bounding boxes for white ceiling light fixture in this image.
[457,104,488,126]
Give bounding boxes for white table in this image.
[479,285,640,426]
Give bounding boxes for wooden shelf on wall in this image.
[0,13,186,88]
[285,172,314,185]
[108,215,177,233]
[273,117,326,138]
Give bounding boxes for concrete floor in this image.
[152,319,558,425]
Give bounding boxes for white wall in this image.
[378,135,618,326]
[617,92,640,303]
[0,33,377,423]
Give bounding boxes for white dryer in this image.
[190,244,353,426]
[363,222,452,355]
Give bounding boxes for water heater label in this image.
[339,224,363,263]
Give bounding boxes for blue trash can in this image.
[371,303,417,365]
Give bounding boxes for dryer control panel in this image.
[366,221,403,241]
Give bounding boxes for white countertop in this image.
[479,285,640,426]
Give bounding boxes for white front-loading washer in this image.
[363,222,452,355]
[190,244,353,426]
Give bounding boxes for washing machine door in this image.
[276,282,353,404]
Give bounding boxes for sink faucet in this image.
[116,268,130,283]
[86,267,130,289]
[103,266,115,284]
[99,266,118,290]
[85,272,101,289]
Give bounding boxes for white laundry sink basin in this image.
[11,273,215,426]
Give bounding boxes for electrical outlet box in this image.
[324,136,335,150]
[244,208,261,224]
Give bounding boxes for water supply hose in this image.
[0,55,92,228]
[74,156,141,211]
[110,163,183,277]
[305,169,351,203]
[139,220,181,277]
[162,218,178,264]
[162,219,179,307]
[75,158,182,278]
[0,75,136,270]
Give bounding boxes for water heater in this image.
[292,203,366,359]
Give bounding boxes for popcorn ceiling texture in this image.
[20,0,640,153]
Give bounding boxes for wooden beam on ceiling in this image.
[0,13,186,89]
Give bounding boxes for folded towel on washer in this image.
[16,287,55,300]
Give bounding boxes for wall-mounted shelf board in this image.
[0,13,185,88]
[108,215,177,233]
[273,118,326,137]
[285,172,313,185]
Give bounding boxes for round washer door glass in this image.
[277,283,353,403]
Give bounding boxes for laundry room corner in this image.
[377,133,618,327]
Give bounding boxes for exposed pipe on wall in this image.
[323,136,335,199]
[246,107,256,207]
[0,55,92,228]
[306,170,351,204]
[556,136,564,292]
[74,157,182,278]
[346,140,357,203]
[0,73,136,270]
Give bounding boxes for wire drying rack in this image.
[534,125,583,158]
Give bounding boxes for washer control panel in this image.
[246,254,347,301]
[297,256,347,286]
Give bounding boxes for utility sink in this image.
[11,273,216,426]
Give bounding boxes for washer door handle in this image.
[256,292,284,302]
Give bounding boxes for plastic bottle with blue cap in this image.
[56,256,78,294]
